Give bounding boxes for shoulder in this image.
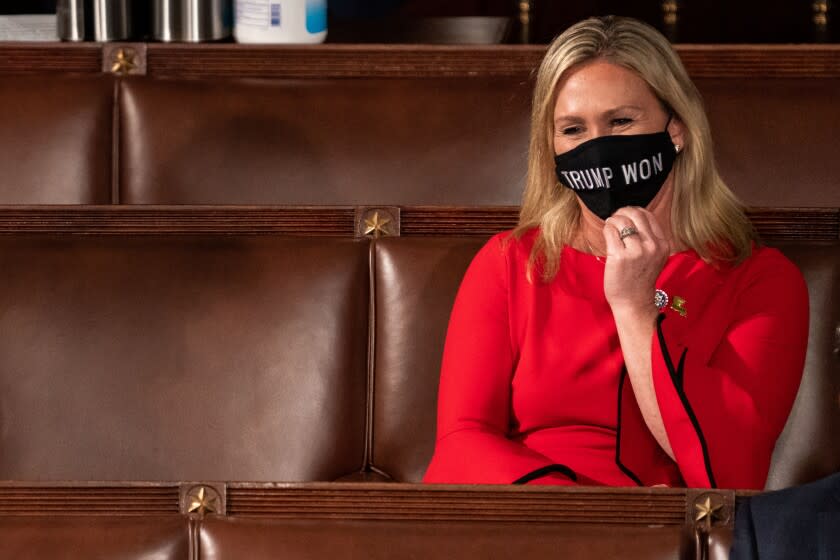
[459,228,541,294]
[474,227,539,268]
[734,244,807,293]
[719,244,810,319]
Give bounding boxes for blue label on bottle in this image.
[306,0,327,34]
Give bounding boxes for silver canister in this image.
[154,0,232,42]
[57,0,86,42]
[59,0,135,42]
[92,0,133,42]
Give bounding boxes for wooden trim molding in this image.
[0,206,357,236]
[0,481,693,523]
[0,42,101,74]
[2,43,840,79]
[0,482,180,516]
[0,480,759,528]
[225,482,689,524]
[0,206,835,241]
[0,481,758,558]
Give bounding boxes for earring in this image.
[674,144,682,153]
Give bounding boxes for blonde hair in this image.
[514,15,755,281]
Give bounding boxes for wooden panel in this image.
[2,43,840,79]
[747,207,840,241]
[147,44,840,80]
[227,483,689,525]
[401,206,520,235]
[676,45,840,78]
[0,206,356,236]
[0,206,835,241]
[146,44,542,79]
[0,483,179,516]
[0,42,100,74]
[0,480,744,542]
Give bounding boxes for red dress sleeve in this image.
[651,249,809,489]
[423,233,573,485]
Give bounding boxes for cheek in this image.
[553,135,573,156]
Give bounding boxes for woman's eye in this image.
[611,118,633,126]
[562,126,582,135]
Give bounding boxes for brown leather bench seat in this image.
[0,235,369,482]
[1,75,839,207]
[0,233,836,560]
[0,72,838,560]
[0,75,114,204]
[198,517,685,560]
[0,234,835,486]
[0,516,191,560]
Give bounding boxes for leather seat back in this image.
[0,516,189,559]
[371,238,840,487]
[119,77,532,205]
[765,242,840,489]
[0,235,370,481]
[199,516,685,560]
[699,78,840,207]
[0,75,114,204]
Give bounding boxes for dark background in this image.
[1,0,834,43]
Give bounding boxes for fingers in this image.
[614,207,667,242]
[604,213,642,252]
[602,218,624,257]
[604,207,671,263]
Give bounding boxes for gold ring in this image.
[618,226,639,240]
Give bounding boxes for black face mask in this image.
[553,117,678,220]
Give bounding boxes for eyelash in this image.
[561,118,633,136]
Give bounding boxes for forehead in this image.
[552,60,659,117]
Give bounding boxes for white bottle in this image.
[235,0,327,44]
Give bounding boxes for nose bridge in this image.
[584,120,610,142]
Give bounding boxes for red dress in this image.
[423,229,809,489]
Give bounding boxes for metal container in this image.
[154,0,232,42]
[57,0,87,41]
[57,0,135,42]
[92,0,133,41]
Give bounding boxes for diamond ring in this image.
[618,226,639,240]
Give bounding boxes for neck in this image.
[576,212,609,256]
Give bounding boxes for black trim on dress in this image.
[512,464,578,485]
[656,313,718,488]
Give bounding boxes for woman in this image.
[422,16,808,489]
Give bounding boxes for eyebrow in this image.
[605,104,644,116]
[554,105,645,125]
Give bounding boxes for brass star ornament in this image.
[363,211,391,238]
[111,48,137,75]
[695,495,725,531]
[187,486,219,515]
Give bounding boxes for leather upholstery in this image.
[765,243,840,489]
[198,517,684,560]
[0,235,369,481]
[698,78,840,208]
[371,238,840,485]
[0,516,190,559]
[0,75,114,204]
[372,237,486,481]
[0,75,835,207]
[707,526,734,560]
[0,233,834,487]
[119,77,532,205]
[115,76,840,207]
